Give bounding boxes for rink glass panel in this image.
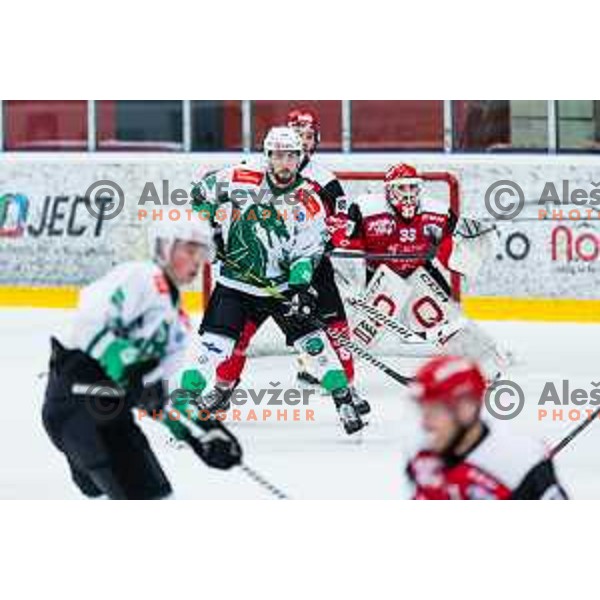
[350,101,444,151]
[3,101,88,151]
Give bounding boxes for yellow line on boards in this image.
[1,287,600,323]
[0,286,205,313]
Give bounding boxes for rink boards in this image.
[1,152,600,322]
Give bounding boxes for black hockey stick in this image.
[177,412,291,499]
[327,226,497,262]
[548,405,600,459]
[215,252,413,387]
[329,250,435,261]
[238,464,289,500]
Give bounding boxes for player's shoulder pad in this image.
[295,180,326,218]
[302,160,337,187]
[468,424,546,490]
[353,193,389,218]
[406,449,443,481]
[104,260,155,281]
[420,210,450,226]
[115,261,172,296]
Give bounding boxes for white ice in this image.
[2,308,599,499]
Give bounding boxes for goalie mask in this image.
[263,126,303,186]
[384,163,422,221]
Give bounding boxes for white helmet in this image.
[148,209,215,266]
[263,126,303,159]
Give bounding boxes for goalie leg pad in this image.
[441,320,512,380]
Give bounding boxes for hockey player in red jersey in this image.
[406,355,568,500]
[335,162,510,380]
[286,108,347,214]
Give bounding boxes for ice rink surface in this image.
[2,308,600,499]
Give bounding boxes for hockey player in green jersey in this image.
[41,214,242,499]
[182,127,365,434]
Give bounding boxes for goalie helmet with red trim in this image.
[411,355,487,408]
[286,107,321,155]
[384,163,422,220]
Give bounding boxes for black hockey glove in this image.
[285,286,318,321]
[185,420,243,470]
[131,379,168,413]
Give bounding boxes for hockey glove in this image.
[454,217,488,239]
[285,286,318,321]
[184,421,243,470]
[423,223,444,243]
[131,379,168,413]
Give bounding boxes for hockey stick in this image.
[547,405,600,460]
[325,327,412,386]
[327,226,497,262]
[238,463,290,500]
[346,296,426,344]
[215,252,413,387]
[176,409,291,499]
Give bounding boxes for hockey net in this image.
[200,170,460,358]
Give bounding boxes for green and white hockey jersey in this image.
[61,261,192,387]
[191,165,328,297]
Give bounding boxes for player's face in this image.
[295,126,317,155]
[420,402,462,454]
[169,241,206,285]
[269,150,301,186]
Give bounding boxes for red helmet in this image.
[286,108,321,143]
[411,356,487,407]
[384,163,422,219]
[384,163,419,185]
